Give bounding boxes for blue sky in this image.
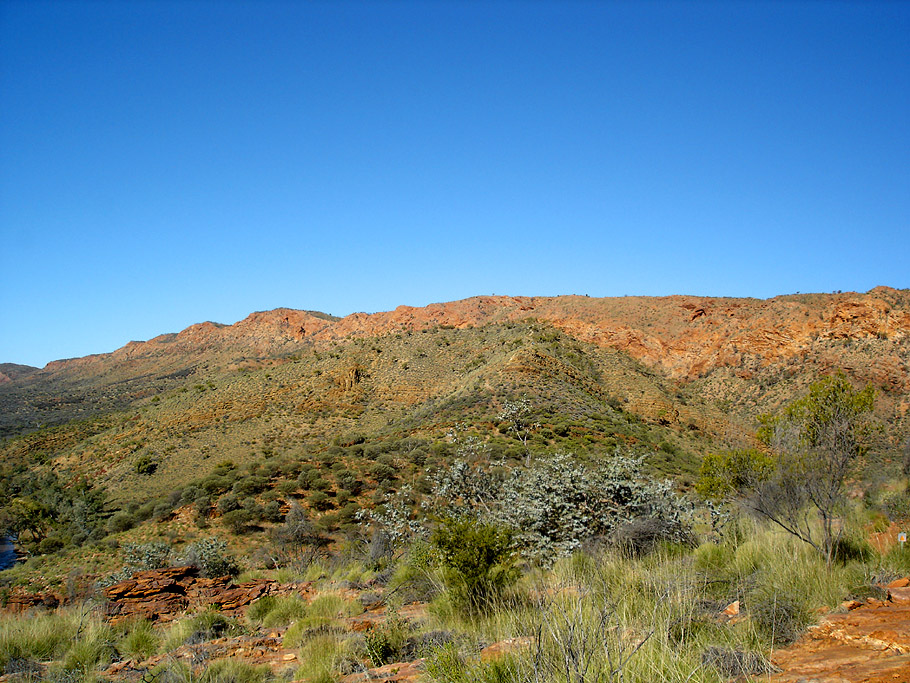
[1,1,908,368]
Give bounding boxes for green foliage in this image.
[364,608,409,666]
[0,470,106,554]
[758,373,875,451]
[221,508,253,534]
[724,374,877,566]
[696,449,773,501]
[107,511,137,534]
[308,490,334,511]
[117,619,160,660]
[431,517,517,611]
[134,455,158,476]
[182,537,239,578]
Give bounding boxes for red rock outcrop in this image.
[771,578,910,682]
[101,565,306,623]
[3,588,66,613]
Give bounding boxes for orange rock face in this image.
[42,287,910,386]
[101,566,304,623]
[772,578,910,683]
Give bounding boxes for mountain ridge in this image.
[2,286,908,446]
[21,286,908,383]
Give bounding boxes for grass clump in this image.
[117,618,160,660]
[163,610,243,650]
[294,632,363,683]
[200,659,271,682]
[282,592,363,649]
[0,605,100,671]
[248,595,308,628]
[60,621,117,677]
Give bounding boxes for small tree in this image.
[499,398,539,465]
[703,374,874,567]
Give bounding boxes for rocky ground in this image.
[4,566,910,682]
[770,581,910,683]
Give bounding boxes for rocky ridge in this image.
[25,287,906,385]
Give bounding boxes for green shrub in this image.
[431,517,517,611]
[217,493,241,514]
[222,509,253,534]
[107,511,137,534]
[364,609,409,666]
[183,537,239,577]
[232,476,269,497]
[308,491,334,511]
[135,455,158,476]
[117,619,159,660]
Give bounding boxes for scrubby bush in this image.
[309,491,334,512]
[434,451,693,563]
[364,610,409,666]
[183,537,239,578]
[217,493,241,514]
[749,587,810,645]
[222,508,253,534]
[134,455,158,476]
[431,517,517,611]
[262,500,283,523]
[233,476,269,497]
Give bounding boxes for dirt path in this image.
[771,585,910,683]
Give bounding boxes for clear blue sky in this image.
[1,1,907,368]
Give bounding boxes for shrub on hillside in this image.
[134,455,158,476]
[222,509,253,534]
[182,537,239,578]
[433,450,693,564]
[431,517,517,611]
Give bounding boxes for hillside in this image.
[0,286,905,517]
[2,288,910,682]
[3,287,909,437]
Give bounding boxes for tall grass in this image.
[421,522,876,683]
[0,603,101,671]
